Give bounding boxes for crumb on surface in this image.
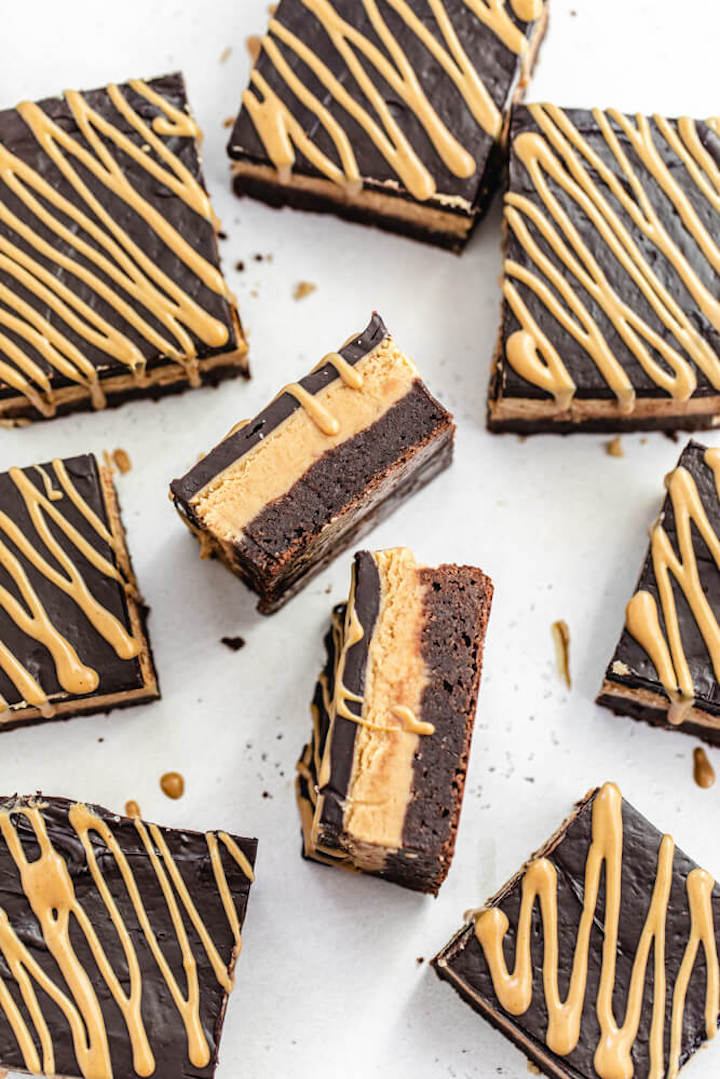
[605,436,623,458]
[551,620,571,689]
[220,46,232,63]
[294,280,317,301]
[112,448,132,474]
[416,956,424,965]
[611,659,630,676]
[223,116,235,128]
[235,260,245,272]
[221,635,246,652]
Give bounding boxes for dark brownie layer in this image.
[433,784,720,1079]
[0,72,246,423]
[0,796,256,1079]
[597,440,720,743]
[488,105,720,433]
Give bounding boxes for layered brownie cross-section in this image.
[0,795,256,1079]
[228,0,548,251]
[597,440,720,744]
[0,452,158,732]
[296,547,493,894]
[434,781,720,1079]
[170,314,455,613]
[0,72,247,425]
[488,104,720,433]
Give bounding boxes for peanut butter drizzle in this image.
[125,800,141,819]
[0,79,230,414]
[626,452,720,723]
[0,800,251,1079]
[313,350,364,390]
[281,381,341,435]
[504,105,720,412]
[693,746,716,789]
[474,782,720,1078]
[243,0,543,200]
[0,460,140,721]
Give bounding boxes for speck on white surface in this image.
[2,2,720,1077]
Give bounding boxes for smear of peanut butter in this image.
[551,620,571,689]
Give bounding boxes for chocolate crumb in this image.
[262,791,272,799]
[294,280,317,301]
[416,956,424,965]
[112,448,132,474]
[605,436,623,458]
[221,635,246,652]
[253,253,264,262]
[551,620,571,689]
[235,260,245,272]
[218,230,228,241]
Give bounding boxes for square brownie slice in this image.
[228,0,548,251]
[0,72,247,425]
[170,313,455,613]
[597,439,720,744]
[434,782,720,1079]
[296,547,493,894]
[0,795,256,1079]
[0,452,159,731]
[488,104,720,433]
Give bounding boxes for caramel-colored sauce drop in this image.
[124,800,141,818]
[693,747,716,789]
[160,772,185,800]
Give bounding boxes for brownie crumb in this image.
[605,436,623,458]
[112,448,132,474]
[235,260,245,272]
[294,280,317,301]
[218,231,228,241]
[262,790,272,799]
[551,620,571,689]
[416,956,424,965]
[221,636,246,652]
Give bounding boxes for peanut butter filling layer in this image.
[190,338,419,542]
[232,161,474,237]
[598,679,720,732]
[489,389,720,426]
[342,547,429,856]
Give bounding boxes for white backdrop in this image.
[2,1,720,1076]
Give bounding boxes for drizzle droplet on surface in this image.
[160,772,185,800]
[693,747,715,789]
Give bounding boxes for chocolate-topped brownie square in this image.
[297,547,493,894]
[0,795,256,1079]
[488,105,720,433]
[434,782,720,1079]
[228,0,548,250]
[0,72,247,425]
[0,453,158,731]
[170,314,455,612]
[597,439,720,744]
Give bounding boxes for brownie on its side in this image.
[228,0,548,251]
[296,547,493,894]
[0,73,247,425]
[0,795,256,1079]
[0,453,159,732]
[434,782,720,1079]
[597,440,720,744]
[170,314,455,613]
[488,104,720,434]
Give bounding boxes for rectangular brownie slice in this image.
[433,781,720,1079]
[0,452,159,732]
[597,439,720,744]
[228,0,548,251]
[488,104,720,433]
[0,72,247,425]
[0,794,256,1079]
[296,547,493,894]
[170,313,455,613]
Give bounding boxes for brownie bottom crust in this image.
[597,680,720,748]
[0,342,249,427]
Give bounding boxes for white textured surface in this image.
[2,1,720,1076]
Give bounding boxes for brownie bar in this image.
[433,782,720,1079]
[597,439,720,744]
[170,314,455,613]
[0,452,159,732]
[0,72,247,425]
[228,0,548,252]
[296,547,493,894]
[488,104,720,433]
[0,795,256,1079]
